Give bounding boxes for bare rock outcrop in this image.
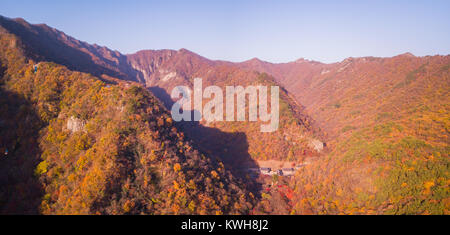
[67,116,86,133]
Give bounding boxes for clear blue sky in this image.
[1,0,449,63]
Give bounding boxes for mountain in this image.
[0,16,255,215]
[0,15,448,214]
[239,54,449,137]
[0,16,325,168]
[126,49,325,165]
[239,54,450,214]
[0,15,322,215]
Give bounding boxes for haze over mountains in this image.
[0,16,448,215]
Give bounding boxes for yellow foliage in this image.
[211,170,219,179]
[174,163,181,172]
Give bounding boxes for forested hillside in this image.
[0,24,254,215]
[128,49,324,165]
[241,54,450,215]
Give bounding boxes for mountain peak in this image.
[398,52,415,58]
[178,48,193,53]
[294,58,307,63]
[242,57,265,64]
[11,17,27,23]
[293,57,323,65]
[249,57,262,62]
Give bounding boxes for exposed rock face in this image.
[308,139,324,152]
[126,48,214,87]
[127,49,177,84]
[66,116,85,133]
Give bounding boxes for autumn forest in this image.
[0,15,448,215]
